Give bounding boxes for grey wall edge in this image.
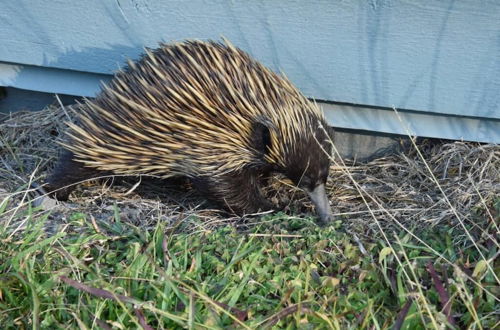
[1,62,498,144]
[322,103,500,144]
[0,62,109,97]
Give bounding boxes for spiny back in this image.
[64,40,326,177]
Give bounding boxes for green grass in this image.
[1,203,498,329]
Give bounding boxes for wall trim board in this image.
[322,103,499,144]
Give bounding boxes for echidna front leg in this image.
[193,168,274,215]
[45,150,104,200]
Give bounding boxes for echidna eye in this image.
[299,176,311,189]
[320,170,328,183]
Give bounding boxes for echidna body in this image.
[47,40,334,222]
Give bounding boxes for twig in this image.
[261,303,312,327]
[55,94,72,121]
[134,309,154,330]
[427,262,457,327]
[60,276,138,305]
[248,233,302,238]
[393,298,413,330]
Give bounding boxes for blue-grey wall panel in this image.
[1,0,498,121]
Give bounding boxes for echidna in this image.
[46,40,334,223]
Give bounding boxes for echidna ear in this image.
[251,122,272,157]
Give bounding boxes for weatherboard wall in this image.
[0,0,499,142]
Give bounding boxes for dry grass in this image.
[0,104,498,241]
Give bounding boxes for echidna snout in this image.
[306,184,333,223]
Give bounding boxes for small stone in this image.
[33,196,58,210]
